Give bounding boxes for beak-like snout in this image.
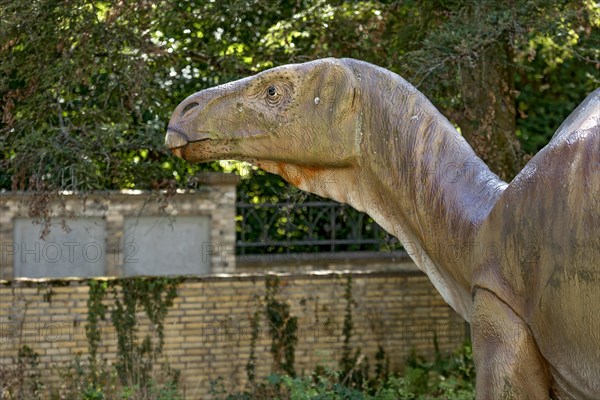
[164,129,189,157]
[165,79,249,160]
[165,89,220,158]
[165,95,205,158]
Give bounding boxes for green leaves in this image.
[2,0,597,192]
[2,1,196,191]
[213,342,476,399]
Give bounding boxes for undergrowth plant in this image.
[211,341,475,400]
[264,275,298,378]
[62,277,182,400]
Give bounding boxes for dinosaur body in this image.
[165,58,600,398]
[472,94,600,398]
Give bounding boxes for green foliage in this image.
[56,354,117,400]
[2,0,597,192]
[118,378,183,400]
[374,345,389,381]
[264,275,298,378]
[246,275,303,388]
[338,275,368,388]
[2,2,175,191]
[271,0,598,179]
[59,277,183,399]
[0,1,314,193]
[246,301,262,384]
[107,277,180,386]
[516,29,600,154]
[86,279,108,381]
[54,353,182,400]
[211,342,475,400]
[0,345,44,400]
[399,339,475,399]
[2,1,598,249]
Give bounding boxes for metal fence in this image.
[236,200,402,255]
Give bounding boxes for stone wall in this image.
[0,270,466,399]
[0,173,238,279]
[236,251,417,273]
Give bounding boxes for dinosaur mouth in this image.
[165,128,211,158]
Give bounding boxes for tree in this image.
[1,2,181,191]
[1,0,598,194]
[257,0,599,180]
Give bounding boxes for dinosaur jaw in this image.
[165,128,227,163]
[165,128,189,158]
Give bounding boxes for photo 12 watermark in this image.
[1,240,140,264]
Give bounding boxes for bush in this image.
[210,341,475,400]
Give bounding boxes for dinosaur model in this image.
[165,58,599,399]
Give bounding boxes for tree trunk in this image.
[457,7,523,182]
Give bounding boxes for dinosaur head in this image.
[165,59,361,176]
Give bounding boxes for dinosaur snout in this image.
[165,129,189,157]
[165,79,253,163]
[165,89,220,158]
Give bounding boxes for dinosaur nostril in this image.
[180,101,199,117]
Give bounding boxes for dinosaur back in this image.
[473,88,600,397]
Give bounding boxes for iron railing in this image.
[236,200,402,255]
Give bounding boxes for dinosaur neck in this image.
[298,63,507,319]
[356,65,507,319]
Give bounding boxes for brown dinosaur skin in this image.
[165,58,600,399]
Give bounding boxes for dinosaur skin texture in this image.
[165,58,600,399]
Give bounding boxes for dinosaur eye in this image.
[263,81,293,108]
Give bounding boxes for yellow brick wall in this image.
[0,271,466,399]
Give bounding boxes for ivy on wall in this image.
[85,277,180,388]
[264,275,298,378]
[85,279,107,382]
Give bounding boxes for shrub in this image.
[210,341,475,400]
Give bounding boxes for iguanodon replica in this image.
[165,58,599,399]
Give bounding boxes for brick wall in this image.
[1,175,468,398]
[0,270,466,399]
